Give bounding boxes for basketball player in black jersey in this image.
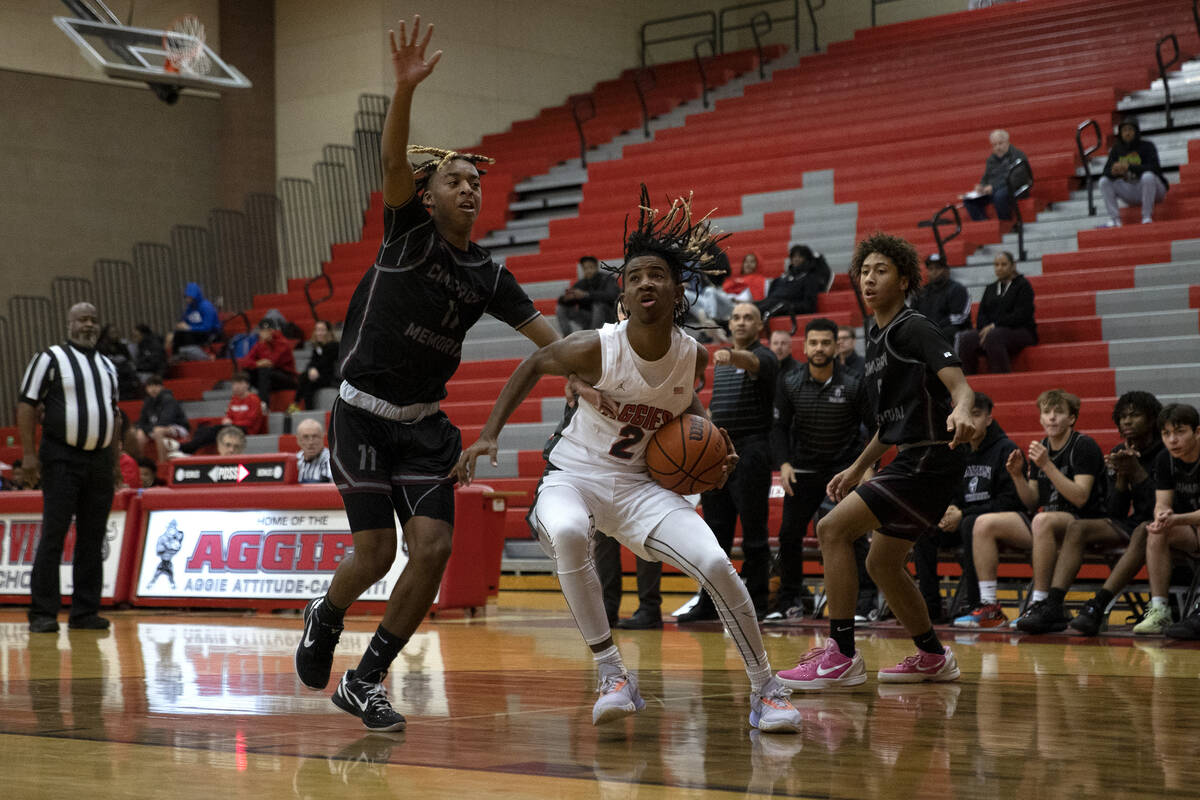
[779,232,975,690]
[294,17,562,732]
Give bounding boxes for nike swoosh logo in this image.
[344,688,370,712]
[816,664,845,676]
[303,631,316,648]
[369,646,380,657]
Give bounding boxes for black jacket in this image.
[1102,136,1168,192]
[136,389,189,434]
[304,340,341,382]
[959,421,1025,516]
[976,273,1037,344]
[913,277,972,343]
[558,273,619,314]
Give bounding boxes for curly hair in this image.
[607,185,729,326]
[1112,390,1162,428]
[408,145,494,195]
[849,232,922,299]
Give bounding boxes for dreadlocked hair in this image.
[607,184,731,326]
[408,145,494,194]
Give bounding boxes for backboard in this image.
[54,16,251,92]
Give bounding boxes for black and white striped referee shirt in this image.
[296,448,332,484]
[19,342,119,451]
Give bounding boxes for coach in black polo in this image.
[18,302,120,633]
[769,317,873,619]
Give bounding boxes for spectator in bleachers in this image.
[1128,403,1200,636]
[912,253,971,348]
[556,255,619,334]
[296,320,340,411]
[118,449,139,489]
[957,251,1036,374]
[836,325,864,377]
[172,282,221,358]
[686,246,733,342]
[768,329,796,375]
[724,253,767,301]
[1020,392,1163,634]
[943,394,1032,626]
[172,372,265,456]
[216,425,247,456]
[137,456,164,488]
[1099,118,1168,227]
[757,245,829,319]
[296,418,333,484]
[134,375,190,462]
[132,323,168,382]
[768,317,872,621]
[961,130,1030,222]
[97,325,140,400]
[237,318,297,405]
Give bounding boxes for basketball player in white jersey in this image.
[454,188,802,734]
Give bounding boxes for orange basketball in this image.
[645,413,728,495]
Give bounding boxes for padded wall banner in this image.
[0,511,127,601]
[134,509,409,602]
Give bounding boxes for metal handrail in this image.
[1156,33,1180,129]
[1194,0,1199,41]
[871,0,902,28]
[570,95,597,167]
[1006,158,1032,262]
[918,204,963,266]
[633,67,657,139]
[640,11,717,67]
[303,272,333,320]
[1075,119,1103,217]
[804,0,826,52]
[694,38,716,109]
[718,1,799,57]
[748,12,772,78]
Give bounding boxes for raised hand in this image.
[451,436,498,486]
[1005,446,1025,476]
[1027,440,1049,469]
[945,404,975,449]
[389,15,442,89]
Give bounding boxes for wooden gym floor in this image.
[3,594,1200,800]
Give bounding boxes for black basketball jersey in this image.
[863,308,960,445]
[339,196,540,406]
[1030,430,1105,516]
[1154,449,1200,513]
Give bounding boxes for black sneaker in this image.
[28,616,59,633]
[332,670,407,732]
[68,615,110,630]
[296,597,343,690]
[1016,599,1070,634]
[675,596,719,623]
[1164,611,1200,640]
[615,610,663,630]
[1068,597,1106,637]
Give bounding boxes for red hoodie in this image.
[226,391,266,435]
[238,335,297,376]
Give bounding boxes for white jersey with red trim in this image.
[548,320,698,476]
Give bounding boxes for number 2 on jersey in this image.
[608,424,644,459]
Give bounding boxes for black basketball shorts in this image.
[329,398,459,529]
[855,444,965,542]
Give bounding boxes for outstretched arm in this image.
[453,332,601,484]
[381,16,443,207]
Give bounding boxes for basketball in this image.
[645,413,728,494]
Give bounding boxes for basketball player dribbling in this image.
[454,188,803,734]
[293,17,564,731]
[777,233,975,690]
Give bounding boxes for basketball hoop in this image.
[162,15,211,75]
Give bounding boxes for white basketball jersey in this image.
[548,321,698,475]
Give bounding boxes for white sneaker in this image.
[592,665,644,725]
[1141,217,1153,224]
[164,439,184,459]
[750,676,802,733]
[1133,604,1172,635]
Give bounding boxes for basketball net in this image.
[162,15,211,75]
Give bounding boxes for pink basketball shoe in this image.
[776,639,867,690]
[876,648,960,683]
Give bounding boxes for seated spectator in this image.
[757,245,830,319]
[912,253,971,348]
[724,253,767,301]
[836,325,864,377]
[134,375,190,462]
[118,450,140,489]
[137,457,164,488]
[919,393,1024,625]
[172,282,221,359]
[295,320,340,410]
[1099,117,1168,227]
[216,425,247,456]
[132,323,168,382]
[172,372,265,456]
[1017,392,1164,634]
[556,255,618,334]
[961,130,1031,222]
[237,319,297,404]
[769,329,797,375]
[957,251,1036,374]
[97,325,140,400]
[295,418,332,484]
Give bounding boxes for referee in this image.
[18,302,120,633]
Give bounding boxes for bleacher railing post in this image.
[694,38,716,109]
[1155,33,1180,130]
[1006,158,1031,263]
[569,95,596,167]
[1075,119,1102,217]
[804,0,825,52]
[918,204,962,266]
[633,67,656,140]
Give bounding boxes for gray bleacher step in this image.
[505,540,547,559]
[1115,364,1200,397]
[181,399,229,417]
[1107,335,1200,368]
[1119,61,1200,109]
[1135,259,1200,286]
[243,434,283,455]
[1170,238,1200,261]
[202,388,231,401]
[514,166,589,194]
[496,422,558,451]
[479,227,547,249]
[1125,107,1200,132]
[1102,309,1198,340]
[489,243,541,262]
[541,396,568,423]
[509,190,584,212]
[500,556,554,575]
[266,409,327,435]
[1096,286,1193,314]
[505,213,569,229]
[471,448,523,479]
[460,337,539,362]
[521,279,571,300]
